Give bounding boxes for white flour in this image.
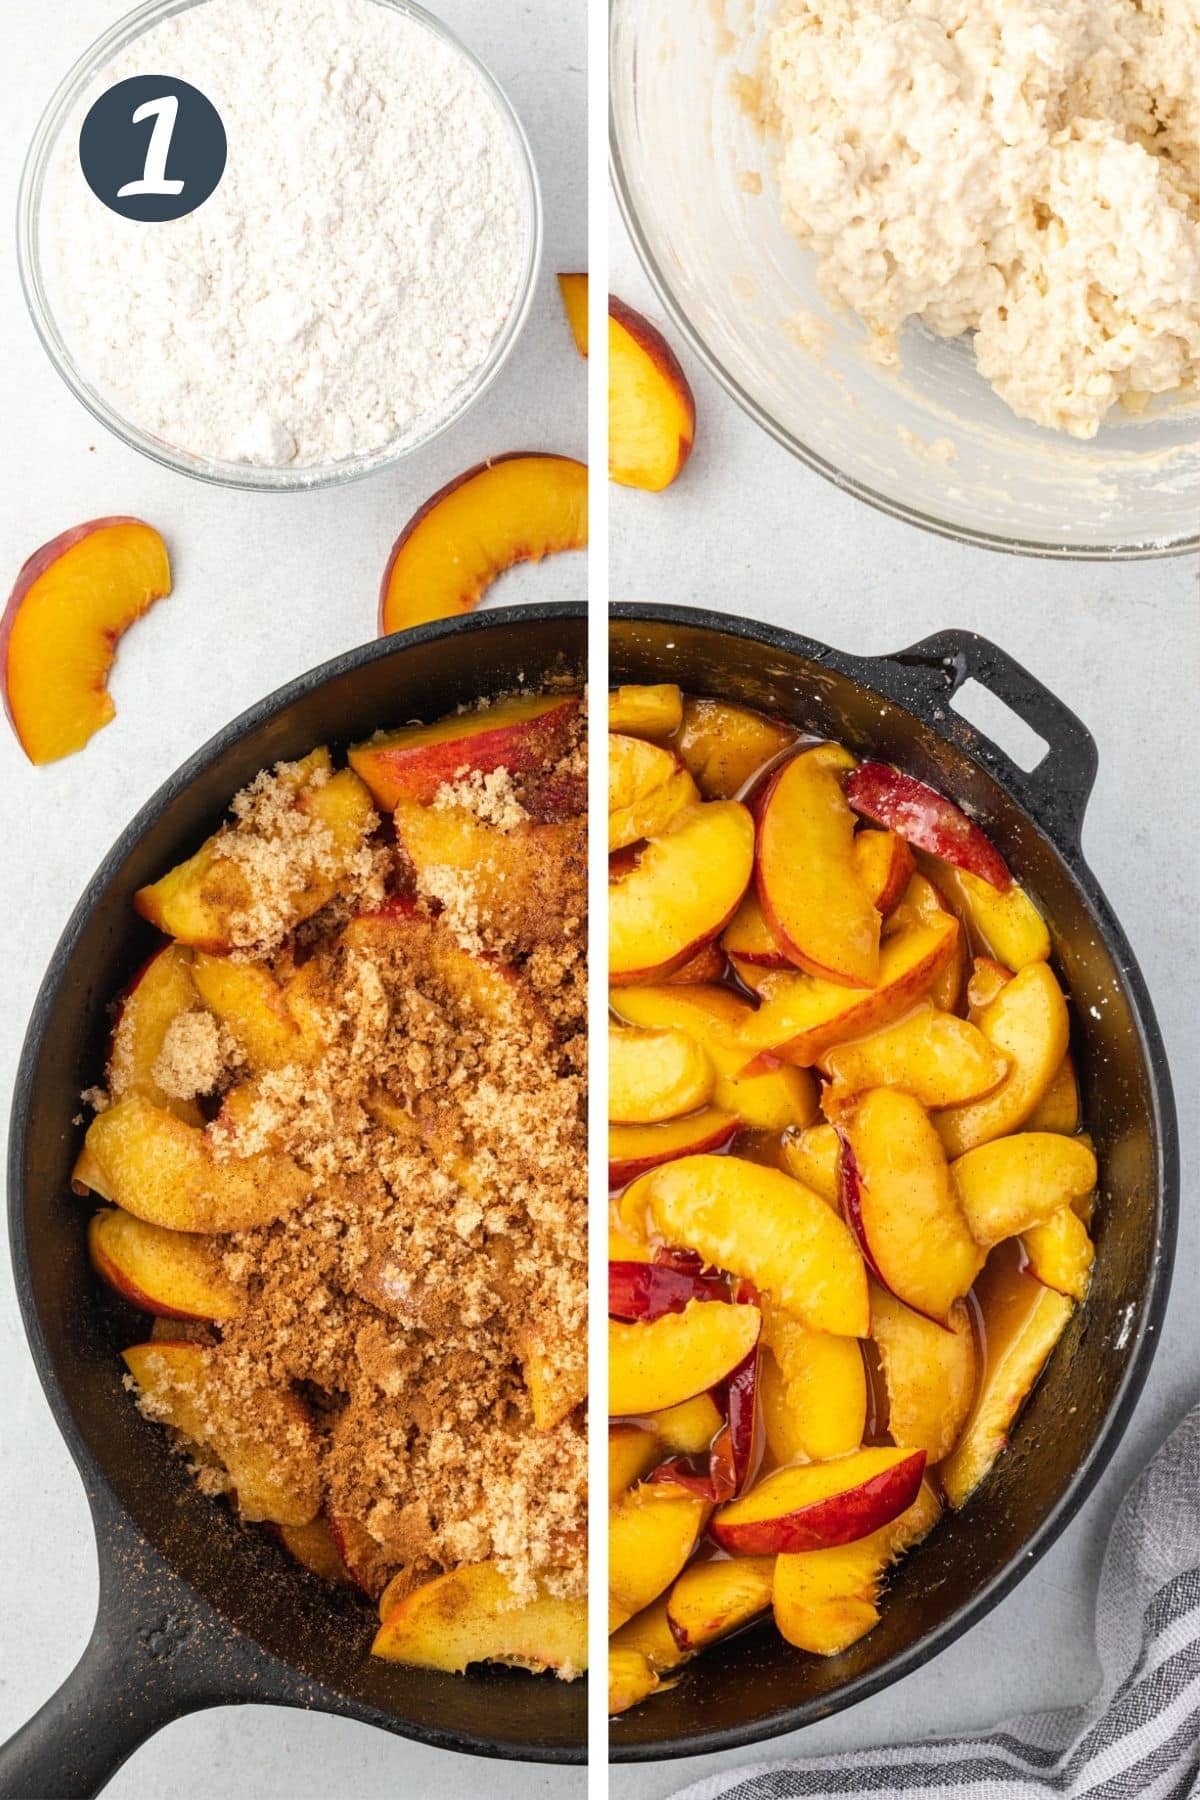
[47,0,527,468]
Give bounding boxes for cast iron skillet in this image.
[1,605,587,1799]
[609,606,1177,1760]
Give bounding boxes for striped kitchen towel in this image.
[673,1403,1200,1800]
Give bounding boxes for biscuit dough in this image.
[765,0,1200,436]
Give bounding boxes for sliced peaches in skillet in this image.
[711,1447,926,1556]
[88,1209,242,1322]
[839,1087,983,1327]
[373,1562,586,1675]
[105,943,203,1125]
[721,889,789,967]
[674,696,793,800]
[780,1121,841,1207]
[1022,1206,1095,1302]
[350,693,579,809]
[922,855,1050,971]
[845,764,1011,890]
[759,1307,867,1464]
[609,1486,710,1630]
[936,961,1070,1157]
[755,745,880,987]
[609,1296,762,1415]
[609,1021,714,1124]
[275,1515,354,1585]
[609,1107,740,1186]
[868,1284,977,1463]
[852,828,915,919]
[609,800,754,985]
[640,1154,868,1337]
[820,1000,1009,1113]
[608,682,683,739]
[610,1424,662,1503]
[191,952,312,1072]
[667,1556,776,1652]
[951,1131,1097,1247]
[608,731,698,850]
[1026,1053,1081,1134]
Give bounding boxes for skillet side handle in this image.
[848,630,1099,851]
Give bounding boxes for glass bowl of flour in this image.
[611,0,1200,558]
[19,0,541,489]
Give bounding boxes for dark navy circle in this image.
[78,75,226,222]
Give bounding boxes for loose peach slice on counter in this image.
[642,1155,869,1337]
[845,765,1011,891]
[674,697,794,800]
[610,1297,761,1415]
[609,297,695,491]
[557,271,589,355]
[722,890,789,967]
[106,944,202,1124]
[609,1022,715,1124]
[378,454,587,634]
[772,1479,941,1655]
[781,1122,841,1207]
[923,857,1050,971]
[122,1340,320,1526]
[937,963,1070,1158]
[711,1447,926,1555]
[609,801,754,984]
[609,1646,664,1715]
[608,683,683,739]
[869,1285,977,1463]
[609,1108,740,1186]
[756,746,879,987]
[350,694,580,809]
[2,518,171,765]
[760,1307,867,1463]
[941,1255,1073,1509]
[667,1556,776,1651]
[1027,1054,1082,1134]
[609,732,698,850]
[81,1095,310,1233]
[1022,1206,1095,1301]
[951,1132,1097,1246]
[820,1001,1009,1113]
[275,1515,355,1585]
[610,1424,662,1502]
[191,954,309,1071]
[652,1392,724,1456]
[840,1088,983,1327]
[852,830,915,919]
[88,1209,242,1321]
[610,1486,709,1628]
[373,1562,587,1676]
[736,914,958,1069]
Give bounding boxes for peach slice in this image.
[756,746,879,988]
[609,1297,762,1415]
[937,963,1070,1158]
[951,1132,1097,1246]
[722,889,789,966]
[652,1392,724,1456]
[781,1122,841,1207]
[966,955,1014,1019]
[642,1154,869,1337]
[869,1285,977,1462]
[609,801,754,984]
[275,1515,354,1585]
[394,797,583,951]
[674,697,794,800]
[373,1562,587,1676]
[609,1022,714,1124]
[845,764,1011,890]
[711,1447,926,1555]
[610,1424,662,1502]
[609,297,695,491]
[608,684,683,739]
[760,1307,867,1463]
[122,1340,320,1525]
[667,1556,776,1651]
[853,830,915,919]
[610,1600,689,1682]
[840,1088,983,1326]
[609,733,698,851]
[516,1320,586,1431]
[191,954,309,1071]
[611,984,816,1131]
[1027,1054,1081,1135]
[924,858,1050,971]
[610,1486,709,1628]
[557,271,589,355]
[772,1479,941,1655]
[736,913,958,1068]
[941,1255,1073,1509]
[106,944,202,1125]
[351,695,580,810]
[82,1095,310,1233]
[88,1209,242,1321]
[609,1108,740,1187]
[379,454,588,634]
[326,1508,394,1598]
[608,1646,662,1714]
[2,518,171,765]
[820,1001,1009,1113]
[1022,1206,1095,1301]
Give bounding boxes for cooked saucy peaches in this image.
[607,684,1093,1714]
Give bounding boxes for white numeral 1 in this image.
[117,95,186,198]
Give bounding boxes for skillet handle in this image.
[845,629,1099,850]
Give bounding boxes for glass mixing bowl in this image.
[18,0,541,492]
[610,0,1200,558]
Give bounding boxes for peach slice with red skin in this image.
[609,1297,761,1415]
[869,1284,977,1462]
[378,454,587,634]
[608,684,683,739]
[755,745,879,988]
[772,1478,941,1654]
[122,1340,320,1526]
[674,697,794,800]
[88,1209,242,1321]
[609,1022,714,1124]
[640,1154,869,1337]
[372,1562,587,1676]
[711,1447,926,1555]
[937,962,1070,1158]
[609,1108,740,1186]
[839,1087,984,1327]
[610,1486,710,1629]
[350,694,580,810]
[845,765,1011,891]
[820,1001,1009,1113]
[609,800,754,984]
[106,944,203,1125]
[2,518,171,765]
[667,1556,776,1651]
[951,1132,1097,1246]
[609,297,696,491]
